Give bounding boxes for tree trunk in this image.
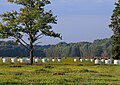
[30,49,33,65]
[30,34,34,65]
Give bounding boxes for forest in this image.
[0,38,112,58]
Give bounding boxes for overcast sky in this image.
[0,0,118,45]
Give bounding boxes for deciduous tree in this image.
[0,0,62,65]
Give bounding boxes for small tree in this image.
[0,0,62,65]
[109,0,120,59]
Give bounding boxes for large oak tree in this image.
[0,0,62,65]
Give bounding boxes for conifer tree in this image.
[109,0,120,59]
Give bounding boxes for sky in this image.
[0,0,118,45]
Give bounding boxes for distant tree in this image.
[109,0,120,59]
[0,0,62,65]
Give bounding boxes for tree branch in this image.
[34,42,42,45]
[13,33,29,46]
[19,40,30,51]
[37,35,44,40]
[20,37,29,46]
[34,33,43,40]
[13,36,30,51]
[33,35,44,45]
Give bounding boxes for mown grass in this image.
[0,58,119,85]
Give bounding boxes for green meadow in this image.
[0,58,120,85]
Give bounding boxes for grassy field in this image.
[0,58,120,85]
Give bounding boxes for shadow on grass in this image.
[33,69,50,74]
[78,69,98,73]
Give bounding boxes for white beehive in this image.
[95,59,101,64]
[74,59,77,62]
[42,58,47,63]
[52,58,56,62]
[34,58,40,63]
[85,59,89,62]
[2,58,8,63]
[47,58,50,62]
[11,58,17,63]
[17,58,20,62]
[114,60,120,65]
[101,59,105,63]
[19,58,25,63]
[80,59,84,62]
[26,58,30,63]
[90,59,94,62]
[105,59,112,64]
[58,58,62,62]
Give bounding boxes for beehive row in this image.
[1,58,62,63]
[74,58,120,65]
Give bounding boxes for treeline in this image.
[45,38,112,57]
[0,41,49,57]
[0,38,112,57]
